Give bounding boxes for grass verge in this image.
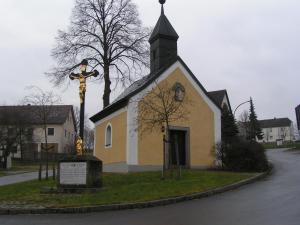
[0,170,255,208]
[263,142,300,150]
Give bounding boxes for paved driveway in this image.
[1,149,300,225]
[0,171,52,186]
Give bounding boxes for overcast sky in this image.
[1,0,299,125]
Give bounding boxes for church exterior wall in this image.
[137,67,217,168]
[94,110,127,168]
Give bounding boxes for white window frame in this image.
[105,123,112,149]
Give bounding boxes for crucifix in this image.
[69,59,99,155]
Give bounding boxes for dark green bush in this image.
[217,139,269,172]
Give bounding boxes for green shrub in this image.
[217,139,268,172]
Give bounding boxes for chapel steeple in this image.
[149,0,179,73]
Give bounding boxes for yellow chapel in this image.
[90,2,222,172]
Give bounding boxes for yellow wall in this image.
[94,111,127,164]
[138,68,216,167]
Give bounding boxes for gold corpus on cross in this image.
[76,136,84,156]
[69,60,99,103]
[69,59,99,156]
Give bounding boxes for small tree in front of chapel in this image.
[137,80,191,179]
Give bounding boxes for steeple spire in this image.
[149,0,179,73]
[160,0,165,15]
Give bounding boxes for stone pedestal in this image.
[58,155,102,192]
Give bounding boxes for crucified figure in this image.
[69,59,99,156]
[69,59,99,103]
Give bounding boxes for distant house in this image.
[0,105,76,160]
[208,90,232,112]
[258,118,294,143]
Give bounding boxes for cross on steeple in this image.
[159,0,166,14]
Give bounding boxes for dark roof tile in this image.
[90,57,221,123]
[0,105,74,125]
[259,118,292,128]
[208,90,227,108]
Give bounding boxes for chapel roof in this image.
[208,90,227,108]
[90,57,221,123]
[149,2,179,43]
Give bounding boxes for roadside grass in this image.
[9,160,41,172]
[263,142,300,150]
[0,170,255,208]
[0,171,5,177]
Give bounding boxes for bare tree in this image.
[0,108,33,168]
[238,110,250,139]
[84,128,94,152]
[48,0,150,108]
[23,86,61,180]
[137,80,191,179]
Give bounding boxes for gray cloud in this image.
[1,0,299,124]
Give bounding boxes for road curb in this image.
[0,165,273,215]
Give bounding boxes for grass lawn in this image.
[0,171,5,177]
[0,170,255,208]
[9,160,41,172]
[263,142,300,150]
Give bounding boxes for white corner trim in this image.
[94,107,127,127]
[93,126,96,157]
[127,98,139,165]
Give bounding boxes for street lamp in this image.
[69,59,99,155]
[233,98,251,117]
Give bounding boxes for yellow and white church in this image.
[90,2,224,172]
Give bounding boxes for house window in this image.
[47,128,54,136]
[269,128,272,132]
[270,136,273,140]
[105,123,112,148]
[64,129,67,137]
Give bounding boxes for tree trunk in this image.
[44,125,49,180]
[103,63,111,108]
[19,132,23,161]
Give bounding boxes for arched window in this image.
[105,123,112,148]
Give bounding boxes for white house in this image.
[0,105,76,160]
[259,118,294,143]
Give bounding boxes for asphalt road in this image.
[1,149,300,225]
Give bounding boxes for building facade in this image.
[0,105,76,160]
[91,3,222,172]
[258,118,294,143]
